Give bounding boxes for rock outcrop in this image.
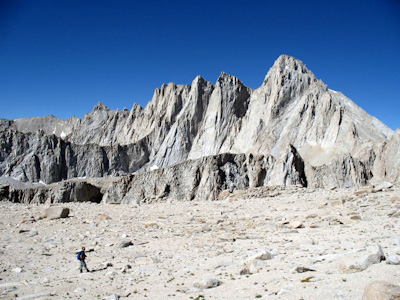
[6,180,102,204]
[6,149,306,204]
[0,55,398,203]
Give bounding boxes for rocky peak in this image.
[217,72,243,86]
[263,55,326,91]
[131,103,143,113]
[273,54,308,74]
[192,75,208,86]
[93,102,110,112]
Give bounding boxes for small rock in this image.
[144,222,159,228]
[193,278,223,289]
[306,213,318,219]
[74,287,86,293]
[288,221,304,229]
[240,259,265,275]
[295,266,316,273]
[248,249,273,261]
[107,271,118,277]
[27,231,38,237]
[121,265,132,273]
[325,216,344,225]
[117,240,133,248]
[202,225,212,232]
[12,267,23,273]
[386,255,400,265]
[373,181,393,191]
[97,214,111,220]
[106,294,119,300]
[362,281,400,300]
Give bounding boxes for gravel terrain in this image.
[1,184,399,299]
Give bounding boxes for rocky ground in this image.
[0,183,399,300]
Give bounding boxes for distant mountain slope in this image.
[0,55,398,193]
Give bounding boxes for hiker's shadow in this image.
[91,263,113,273]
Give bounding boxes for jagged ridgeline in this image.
[0,55,399,203]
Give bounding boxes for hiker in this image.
[77,247,90,273]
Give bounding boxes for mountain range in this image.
[0,55,398,204]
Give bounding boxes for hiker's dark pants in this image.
[80,259,89,272]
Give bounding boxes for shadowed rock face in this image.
[0,55,398,203]
[6,150,306,204]
[7,181,103,204]
[0,129,150,183]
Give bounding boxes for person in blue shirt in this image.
[77,247,90,273]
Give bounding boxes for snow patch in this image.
[150,165,159,171]
[60,131,67,139]
[33,180,47,186]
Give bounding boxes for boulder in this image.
[240,259,265,275]
[362,281,400,300]
[117,240,133,248]
[43,207,70,219]
[337,244,385,273]
[288,221,305,229]
[386,255,400,265]
[193,278,223,289]
[248,249,273,261]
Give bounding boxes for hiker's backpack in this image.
[77,251,83,260]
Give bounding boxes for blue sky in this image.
[1,0,399,130]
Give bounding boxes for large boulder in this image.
[43,207,70,219]
[337,244,385,273]
[362,281,400,300]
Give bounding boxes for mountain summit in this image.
[0,55,398,203]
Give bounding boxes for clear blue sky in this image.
[1,0,399,130]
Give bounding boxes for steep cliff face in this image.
[0,55,397,199]
[372,129,400,183]
[0,128,149,183]
[7,149,306,204]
